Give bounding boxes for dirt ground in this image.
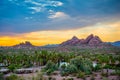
[4,67,120,80]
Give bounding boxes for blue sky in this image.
[0,0,120,33]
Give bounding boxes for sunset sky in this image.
[0,0,120,46]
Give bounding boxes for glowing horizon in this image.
[0,22,120,46]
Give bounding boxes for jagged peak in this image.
[87,34,94,38]
[85,34,94,43]
[94,35,99,38]
[71,36,79,40]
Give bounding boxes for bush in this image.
[103,64,112,69]
[115,70,120,76]
[24,62,33,68]
[45,61,58,71]
[60,64,67,70]
[46,69,54,75]
[6,74,18,80]
[44,61,58,75]
[0,73,4,80]
[8,64,17,72]
[60,71,69,76]
[70,57,92,74]
[93,64,101,71]
[65,64,78,74]
[60,64,78,76]
[77,72,85,78]
[70,56,82,69]
[6,74,24,80]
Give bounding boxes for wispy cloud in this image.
[28,7,43,13]
[24,17,33,20]
[8,0,63,14]
[48,12,69,19]
[24,0,63,13]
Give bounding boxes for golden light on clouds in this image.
[0,21,120,46]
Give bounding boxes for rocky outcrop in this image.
[84,34,94,43]
[88,36,102,46]
[13,41,34,48]
[61,36,80,46]
[60,34,103,46]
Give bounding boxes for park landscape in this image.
[0,0,120,80]
[0,34,120,80]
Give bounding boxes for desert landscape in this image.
[0,0,120,80]
[0,34,120,80]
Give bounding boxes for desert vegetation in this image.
[0,47,120,80]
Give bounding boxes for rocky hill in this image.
[13,41,35,48]
[60,34,105,47]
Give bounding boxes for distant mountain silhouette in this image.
[13,41,35,48]
[60,34,103,46]
[11,34,119,48]
[111,41,120,47]
[42,44,59,48]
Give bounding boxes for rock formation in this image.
[60,34,103,46]
[13,41,34,48]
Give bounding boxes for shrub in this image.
[65,64,78,74]
[103,64,112,69]
[8,64,17,72]
[77,72,85,78]
[45,61,57,71]
[70,57,92,74]
[60,71,69,76]
[115,70,120,76]
[46,69,54,75]
[70,56,82,69]
[110,72,116,75]
[60,64,78,76]
[82,64,92,75]
[6,74,24,80]
[44,61,58,75]
[60,64,67,70]
[0,73,4,80]
[24,62,33,68]
[93,64,101,71]
[6,74,18,80]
